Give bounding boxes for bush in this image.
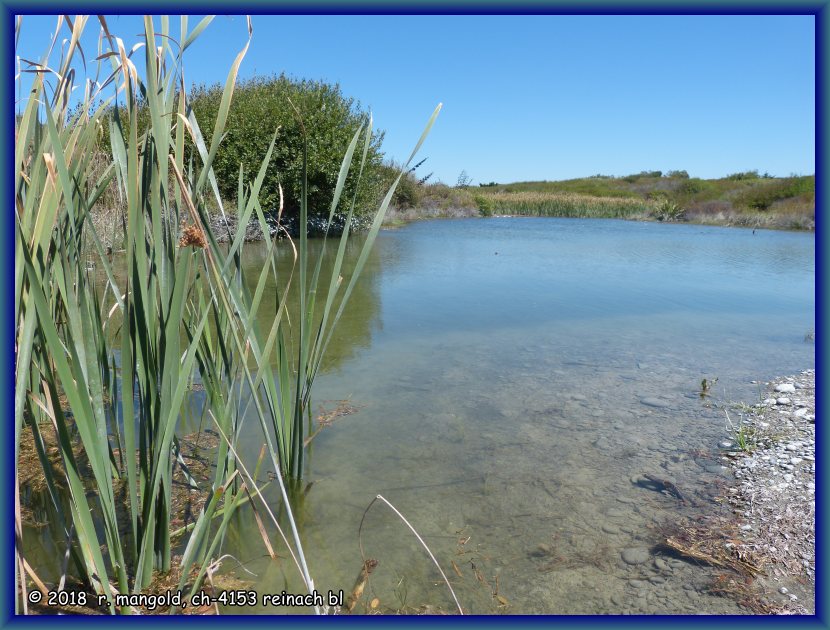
[680,178,706,194]
[474,193,494,216]
[734,176,815,211]
[393,173,425,209]
[189,74,386,219]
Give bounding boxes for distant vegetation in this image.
[93,83,814,233]
[390,169,815,230]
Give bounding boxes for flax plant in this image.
[15,14,439,614]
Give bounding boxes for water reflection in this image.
[239,236,386,373]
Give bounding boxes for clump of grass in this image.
[725,410,757,453]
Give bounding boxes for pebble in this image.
[654,558,670,571]
[601,523,621,534]
[776,397,792,405]
[621,548,650,565]
[775,383,796,393]
[628,579,647,588]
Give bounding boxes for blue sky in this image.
[14,13,815,185]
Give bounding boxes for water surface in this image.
[224,217,814,614]
[24,218,811,614]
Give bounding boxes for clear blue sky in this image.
[15,14,815,185]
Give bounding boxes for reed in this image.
[15,14,439,614]
[475,191,658,218]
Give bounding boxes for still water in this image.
[219,217,814,614]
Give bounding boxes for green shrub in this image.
[393,173,425,208]
[680,178,706,194]
[188,74,386,219]
[474,193,494,216]
[734,176,815,210]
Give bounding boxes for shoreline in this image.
[90,204,813,249]
[380,206,814,233]
[720,369,816,614]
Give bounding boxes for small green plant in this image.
[724,410,756,453]
[392,572,409,609]
[653,199,686,222]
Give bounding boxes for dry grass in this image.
[706,573,790,614]
[530,531,612,573]
[656,515,766,577]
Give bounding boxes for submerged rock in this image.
[621,547,650,565]
[641,397,671,409]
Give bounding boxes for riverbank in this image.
[379,202,814,232]
[385,171,814,232]
[721,369,816,614]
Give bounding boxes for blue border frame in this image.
[2,2,825,627]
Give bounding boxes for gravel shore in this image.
[721,369,815,614]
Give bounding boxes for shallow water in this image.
[23,217,814,614]
[222,218,815,614]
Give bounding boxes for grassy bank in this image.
[386,171,815,231]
